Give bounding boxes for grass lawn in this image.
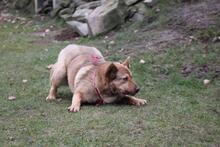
[1,6,220,147]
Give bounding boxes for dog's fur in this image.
[46,44,146,112]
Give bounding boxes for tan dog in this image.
[46,44,146,112]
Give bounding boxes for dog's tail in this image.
[46,64,54,70]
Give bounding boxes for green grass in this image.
[0,11,220,147]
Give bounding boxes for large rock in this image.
[66,20,89,36]
[86,0,127,36]
[72,8,93,22]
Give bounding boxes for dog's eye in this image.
[122,76,128,81]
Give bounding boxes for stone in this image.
[59,7,73,14]
[212,36,220,43]
[50,5,63,17]
[45,29,50,33]
[51,0,71,15]
[86,0,127,36]
[77,1,101,9]
[57,0,71,8]
[8,96,16,101]
[155,7,160,13]
[131,12,144,21]
[66,20,89,36]
[128,6,137,18]
[22,79,28,83]
[203,79,210,85]
[52,2,76,18]
[109,40,115,45]
[60,14,72,21]
[130,2,148,21]
[135,2,148,14]
[143,0,156,7]
[139,59,145,64]
[124,0,140,6]
[59,8,75,20]
[9,137,14,141]
[72,8,93,22]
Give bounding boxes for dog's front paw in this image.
[46,95,56,101]
[135,98,147,106]
[68,105,80,112]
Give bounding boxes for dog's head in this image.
[104,57,139,96]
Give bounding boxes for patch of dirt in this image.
[31,28,79,44]
[54,28,79,41]
[181,63,220,79]
[171,0,220,31]
[105,29,186,58]
[130,29,185,51]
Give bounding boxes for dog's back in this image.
[57,44,104,67]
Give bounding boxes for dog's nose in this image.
[135,87,140,93]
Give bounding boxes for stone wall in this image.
[15,0,156,36]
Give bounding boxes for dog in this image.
[46,44,147,112]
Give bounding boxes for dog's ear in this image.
[122,56,130,68]
[106,63,118,82]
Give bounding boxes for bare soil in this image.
[181,63,220,79]
[54,28,79,41]
[171,0,220,30]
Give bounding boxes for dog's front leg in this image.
[46,85,57,101]
[122,95,147,106]
[68,92,82,112]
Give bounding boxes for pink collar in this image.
[91,70,104,106]
[89,54,104,106]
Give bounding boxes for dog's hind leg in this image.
[46,63,66,101]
